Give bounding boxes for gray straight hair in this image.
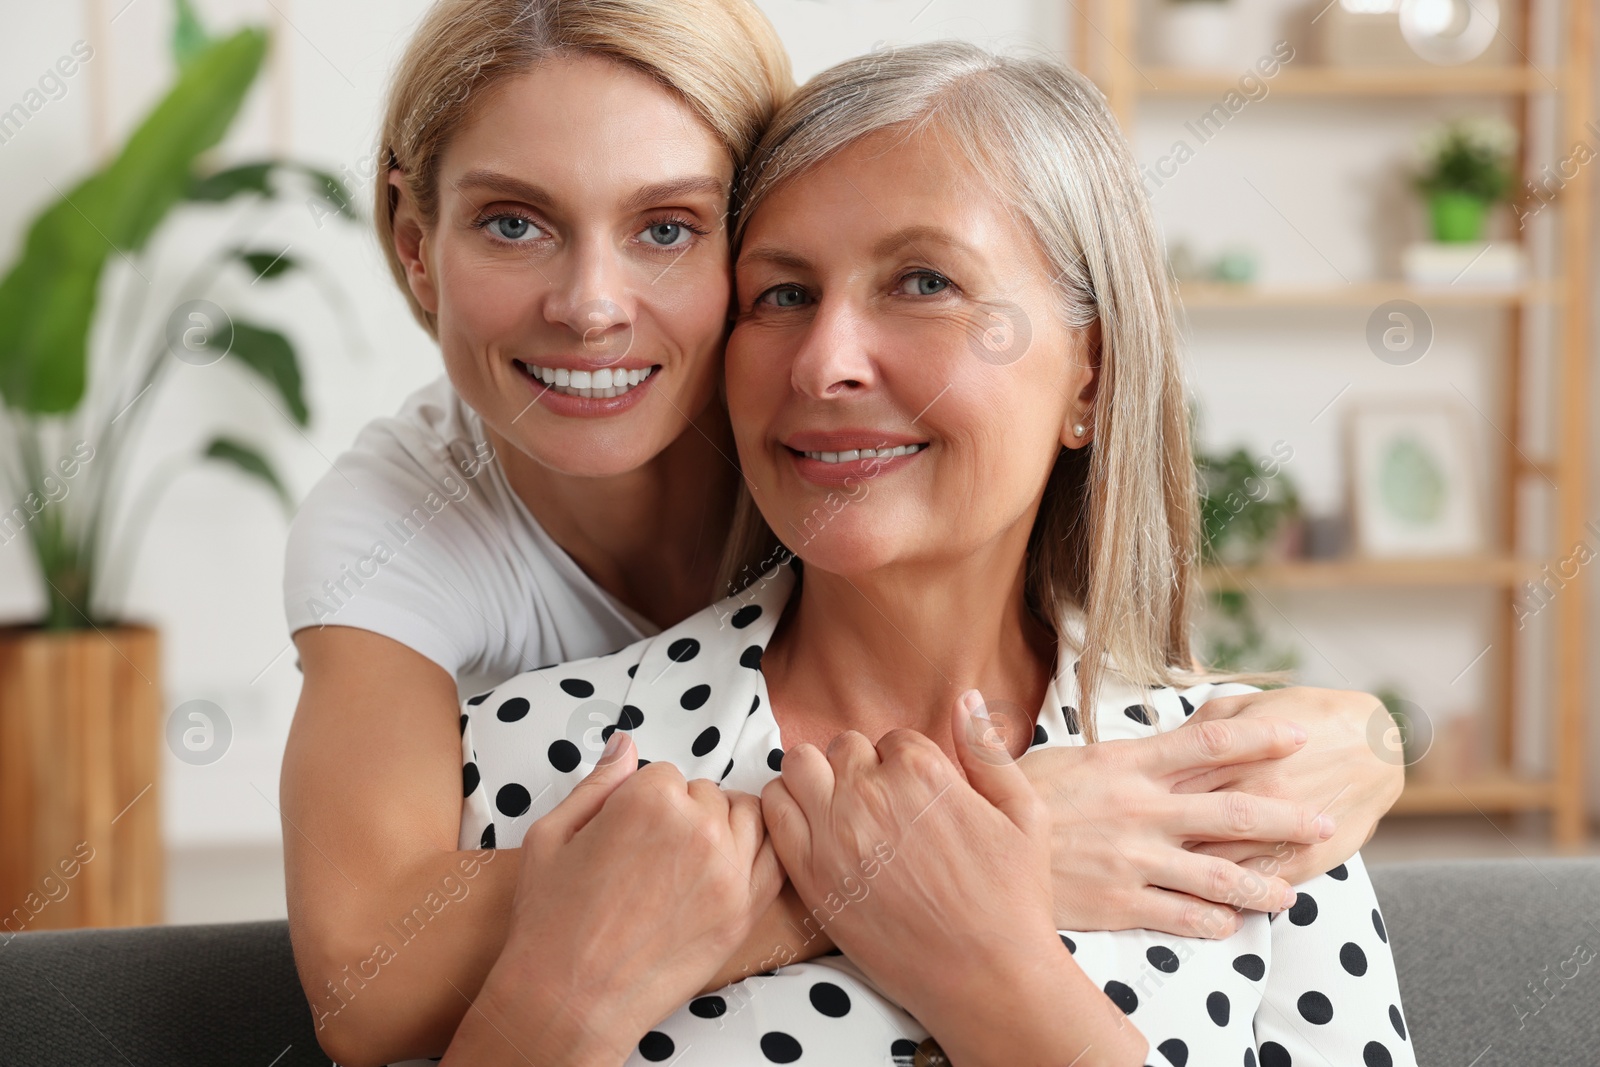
[719,41,1280,739]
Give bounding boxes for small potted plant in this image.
[0,0,352,930]
[1414,118,1517,242]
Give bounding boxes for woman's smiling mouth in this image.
[514,360,661,400]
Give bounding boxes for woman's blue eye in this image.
[641,222,689,247]
[762,285,808,308]
[489,216,534,241]
[902,272,949,296]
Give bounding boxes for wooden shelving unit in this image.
[1077,2,1593,845]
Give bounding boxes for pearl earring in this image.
[1072,421,1088,438]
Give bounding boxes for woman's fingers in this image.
[951,689,1042,829]
[1144,846,1295,914]
[760,776,812,869]
[540,730,637,841]
[1125,886,1246,940]
[777,740,836,815]
[1144,715,1307,782]
[1169,789,1335,846]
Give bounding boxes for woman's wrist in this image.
[442,947,632,1067]
[923,937,1147,1067]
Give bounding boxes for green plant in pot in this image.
[0,0,353,930]
[1414,117,1516,243]
[1194,427,1303,673]
[0,0,353,630]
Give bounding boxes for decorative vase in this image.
[1154,1,1238,69]
[0,626,164,931]
[1428,191,1490,242]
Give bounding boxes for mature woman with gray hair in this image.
[433,41,1418,1067]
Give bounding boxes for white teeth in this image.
[802,443,926,463]
[522,363,656,399]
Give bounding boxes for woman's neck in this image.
[487,402,740,630]
[763,543,1056,767]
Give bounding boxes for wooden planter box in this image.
[0,626,164,931]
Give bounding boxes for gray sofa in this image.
[2,858,1596,1065]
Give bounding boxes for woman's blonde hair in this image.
[376,0,795,335]
[720,41,1271,739]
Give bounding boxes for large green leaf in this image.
[202,436,291,511]
[224,320,307,426]
[0,27,268,414]
[172,0,213,69]
[186,160,357,219]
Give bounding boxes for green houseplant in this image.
[1414,118,1516,243]
[0,0,353,930]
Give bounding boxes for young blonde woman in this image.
[279,2,1405,1064]
[443,42,1417,1067]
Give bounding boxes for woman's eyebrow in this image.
[453,168,555,207]
[872,225,973,260]
[737,246,811,272]
[620,175,727,213]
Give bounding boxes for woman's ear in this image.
[389,169,439,316]
[1060,320,1102,450]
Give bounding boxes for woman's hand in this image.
[762,692,1148,1067]
[1176,687,1405,880]
[1018,715,1334,937]
[443,731,785,1067]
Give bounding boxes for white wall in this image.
[0,0,1595,865]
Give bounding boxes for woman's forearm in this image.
[931,945,1147,1067]
[292,846,519,1067]
[700,881,835,992]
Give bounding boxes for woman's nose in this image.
[543,244,634,360]
[790,300,876,399]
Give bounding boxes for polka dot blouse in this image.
[426,564,1416,1067]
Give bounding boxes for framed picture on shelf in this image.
[1347,399,1486,558]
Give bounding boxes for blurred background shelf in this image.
[1392,771,1555,815]
[1078,0,1593,847]
[1201,556,1540,591]
[1141,66,1563,97]
[1178,280,1563,308]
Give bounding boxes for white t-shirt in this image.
[283,376,657,696]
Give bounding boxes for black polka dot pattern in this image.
[638,1031,674,1060]
[450,567,1415,1067]
[1288,893,1318,926]
[809,981,851,1017]
[1104,980,1138,1014]
[760,1031,802,1062]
